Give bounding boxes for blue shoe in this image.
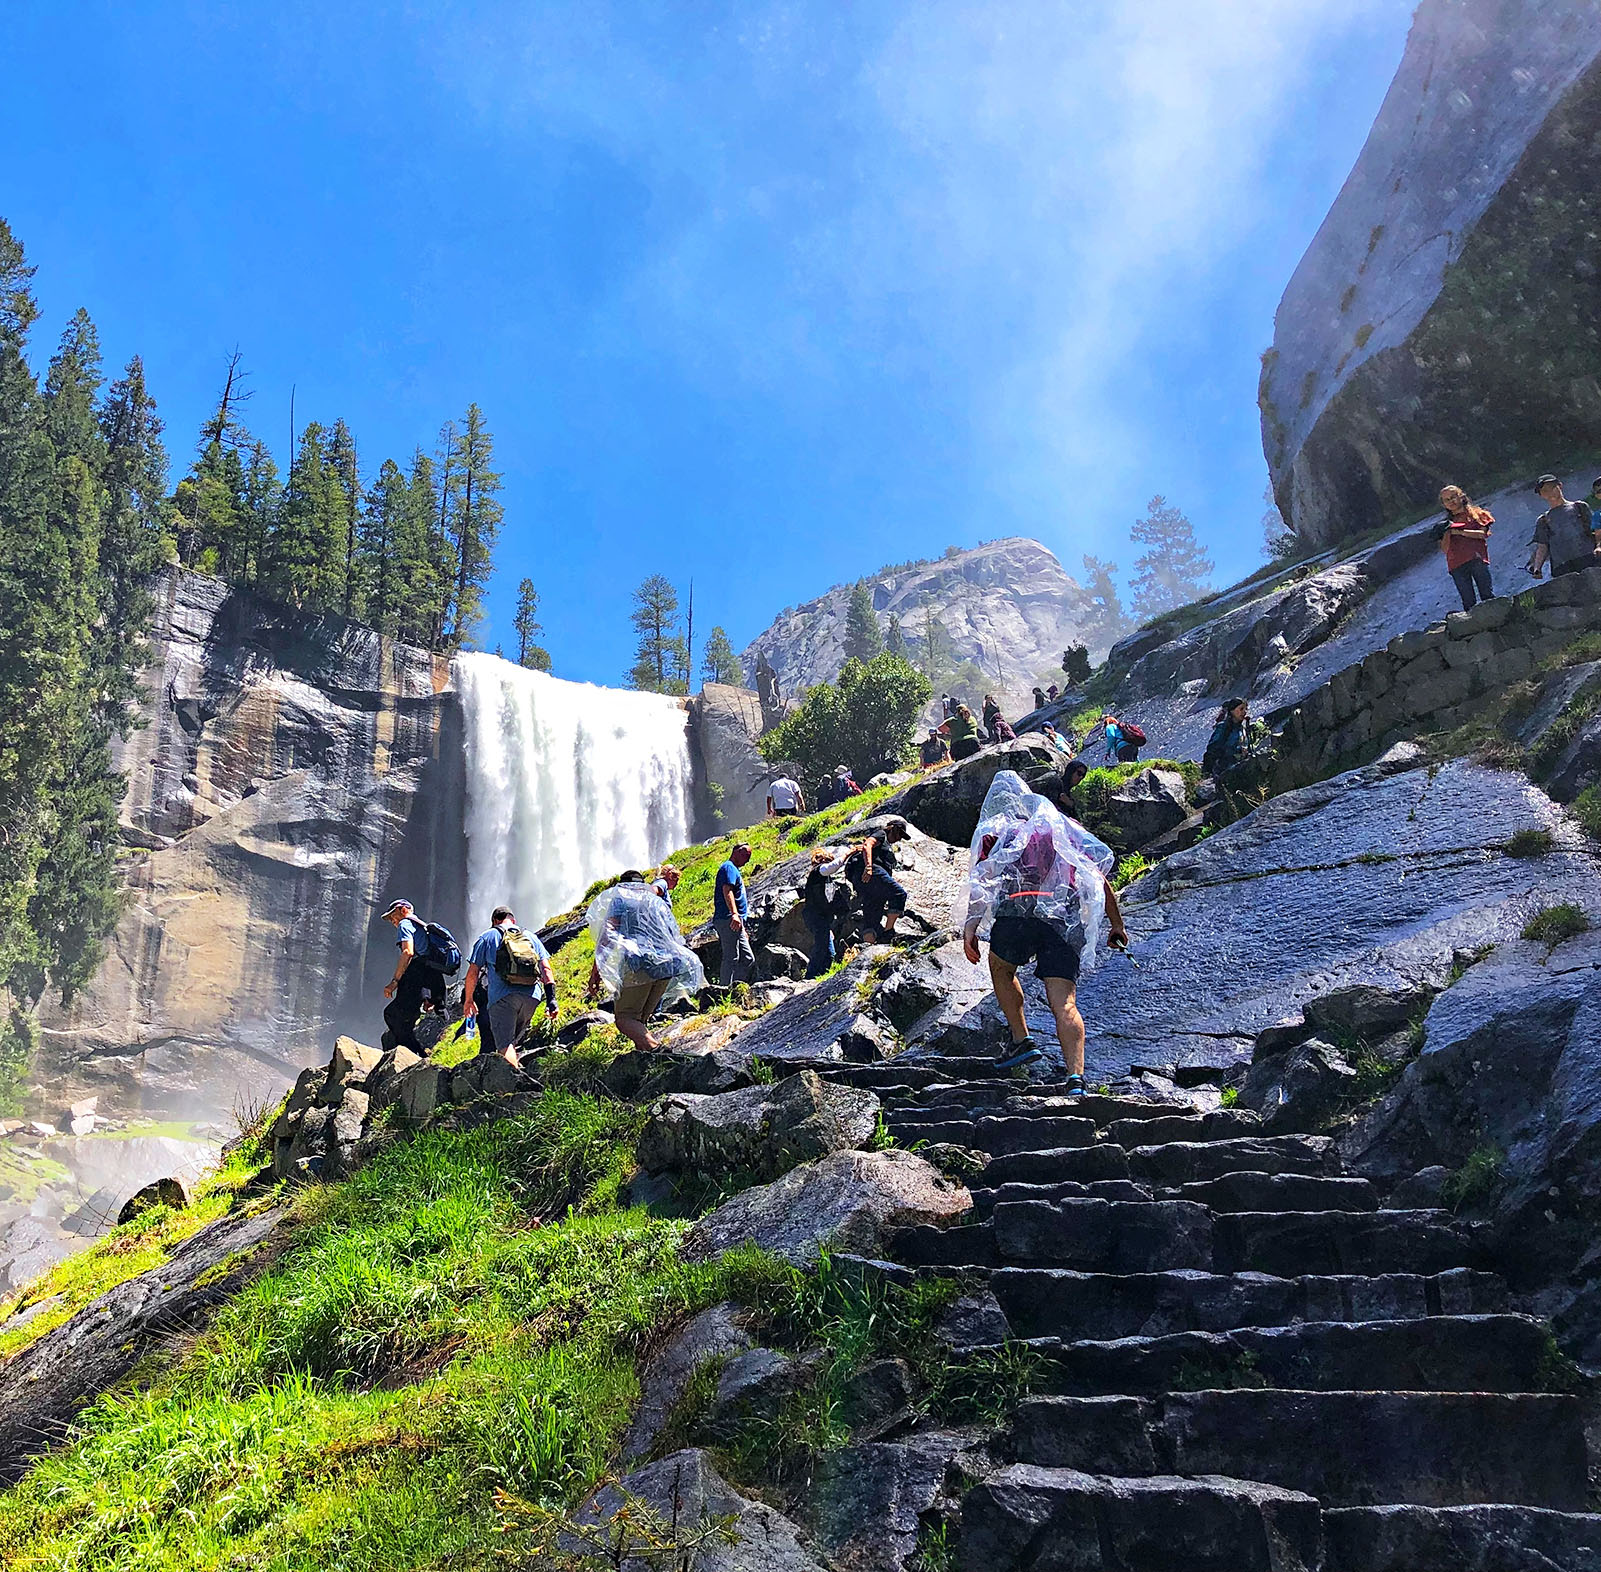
[995,1040,1045,1071]
[1063,1074,1087,1098]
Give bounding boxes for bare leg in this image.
[987,952,1030,1043]
[1044,977,1085,1078]
[613,1011,660,1053]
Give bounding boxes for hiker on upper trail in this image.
[1436,485,1495,610]
[1203,697,1250,777]
[919,727,952,768]
[941,693,956,719]
[1530,474,1601,579]
[767,774,805,817]
[1056,758,1090,817]
[380,898,460,1054]
[1047,683,1060,702]
[1040,723,1074,759]
[1102,714,1144,764]
[463,906,556,1062]
[941,702,981,761]
[1587,476,1601,517]
[816,764,862,809]
[586,875,704,1052]
[801,845,853,977]
[959,770,1127,1088]
[844,817,912,943]
[714,843,757,987]
[982,693,1004,741]
[1032,685,1047,711]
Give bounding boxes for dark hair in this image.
[1218,697,1246,720]
[1064,760,1089,787]
[620,870,644,883]
[491,905,515,926]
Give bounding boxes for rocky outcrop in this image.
[1263,0,1601,547]
[741,539,1103,721]
[689,683,775,833]
[41,569,465,1120]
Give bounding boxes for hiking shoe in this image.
[995,1040,1044,1071]
[1063,1073,1087,1098]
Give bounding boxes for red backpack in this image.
[1122,721,1147,746]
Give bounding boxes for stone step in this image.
[891,1090,1190,1125]
[971,1179,1155,1217]
[890,1221,1002,1269]
[993,1198,1213,1272]
[1107,1111,1264,1146]
[1127,1135,1343,1185]
[1160,1172,1379,1214]
[1008,1390,1590,1510]
[1212,1209,1483,1278]
[981,1145,1132,1185]
[990,1267,1509,1342]
[890,1115,1098,1154]
[1323,1503,1601,1571]
[958,1464,1322,1572]
[1008,1314,1553,1398]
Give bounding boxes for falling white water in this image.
[455,652,696,931]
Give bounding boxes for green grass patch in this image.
[1441,1144,1504,1213]
[1504,828,1554,858]
[1570,786,1601,841]
[1522,903,1591,947]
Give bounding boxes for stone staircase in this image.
[821,1061,1601,1572]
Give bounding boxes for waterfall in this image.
[454,652,696,931]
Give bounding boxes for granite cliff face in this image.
[741,538,1101,718]
[1263,0,1601,547]
[39,569,468,1120]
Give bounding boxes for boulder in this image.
[115,1174,196,1225]
[638,1071,880,1180]
[876,740,1060,847]
[814,1431,981,1572]
[758,944,809,981]
[932,1289,1012,1352]
[321,1037,383,1104]
[575,1448,826,1572]
[379,1061,449,1128]
[1303,983,1429,1041]
[620,1304,753,1463]
[839,1357,918,1434]
[1240,1039,1357,1133]
[683,1149,972,1267]
[706,1348,807,1436]
[1104,767,1190,847]
[722,950,899,1065]
[603,1047,757,1100]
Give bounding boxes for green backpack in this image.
[494,927,546,987]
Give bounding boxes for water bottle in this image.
[464,1015,478,1040]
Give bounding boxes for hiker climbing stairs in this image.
[816,1060,1601,1572]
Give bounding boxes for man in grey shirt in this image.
[1531,474,1601,577]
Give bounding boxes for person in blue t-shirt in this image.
[380,897,446,1052]
[462,905,556,1062]
[713,843,756,987]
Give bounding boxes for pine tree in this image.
[628,575,687,694]
[445,404,502,648]
[513,577,550,670]
[1079,555,1129,649]
[1261,484,1296,561]
[397,449,442,648]
[264,421,346,610]
[176,352,252,574]
[359,458,408,635]
[700,626,742,687]
[885,614,909,660]
[326,417,363,616]
[1129,496,1214,623]
[842,580,884,664]
[428,421,457,649]
[237,439,279,588]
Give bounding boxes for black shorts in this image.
[989,909,1082,983]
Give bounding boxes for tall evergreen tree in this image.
[1129,495,1214,623]
[1079,554,1129,649]
[700,625,742,687]
[885,613,909,660]
[513,577,550,670]
[236,438,279,588]
[264,421,346,609]
[445,405,502,648]
[359,458,409,635]
[397,448,442,649]
[326,417,363,616]
[842,580,884,664]
[428,421,457,648]
[627,575,687,694]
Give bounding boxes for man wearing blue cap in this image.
[381,898,444,1052]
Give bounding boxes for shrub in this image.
[1522,903,1590,946]
[759,653,932,784]
[1504,828,1554,858]
[1570,786,1601,840]
[1441,1144,1504,1212]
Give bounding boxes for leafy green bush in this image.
[759,653,932,784]
[1570,786,1601,840]
[1522,903,1591,946]
[1441,1144,1504,1212]
[1504,828,1554,858]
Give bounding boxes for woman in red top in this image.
[1438,485,1494,611]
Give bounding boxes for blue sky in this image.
[4,0,1411,685]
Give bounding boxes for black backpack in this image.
[420,921,462,974]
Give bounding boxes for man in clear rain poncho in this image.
[586,873,706,1052]
[960,770,1128,1088]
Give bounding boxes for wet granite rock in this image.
[1103,768,1190,848]
[621,1304,753,1464]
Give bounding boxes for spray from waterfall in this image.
[454,653,696,930]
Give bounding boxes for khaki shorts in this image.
[614,971,669,1024]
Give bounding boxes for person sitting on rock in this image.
[845,818,912,943]
[802,845,853,977]
[961,771,1127,1085]
[1436,485,1495,611]
[379,898,453,1054]
[1040,723,1073,758]
[586,872,704,1052]
[1203,698,1249,777]
[463,905,556,1063]
[919,727,952,768]
[940,703,982,761]
[651,864,680,904]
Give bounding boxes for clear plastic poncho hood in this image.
[587,881,705,1008]
[958,769,1117,970]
